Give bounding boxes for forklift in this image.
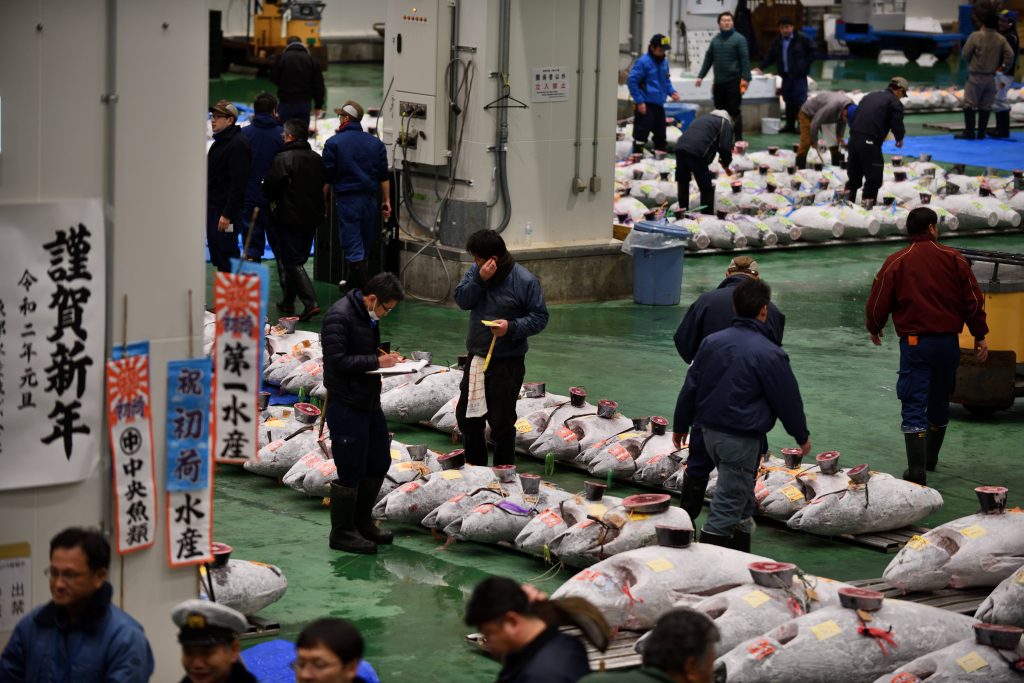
[951,248,1024,414]
[218,0,328,75]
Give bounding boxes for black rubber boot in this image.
[732,530,752,553]
[355,477,393,544]
[679,475,710,526]
[796,153,808,170]
[991,111,1011,138]
[955,109,976,140]
[346,259,369,293]
[290,266,321,321]
[925,424,946,472]
[329,482,377,554]
[829,146,843,166]
[782,103,798,133]
[632,141,645,155]
[699,529,733,548]
[902,432,928,486]
[734,110,744,142]
[276,264,295,314]
[977,109,991,139]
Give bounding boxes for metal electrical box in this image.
[382,0,452,167]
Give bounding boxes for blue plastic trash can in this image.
[631,221,690,306]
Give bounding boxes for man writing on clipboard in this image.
[321,272,405,554]
[455,230,549,467]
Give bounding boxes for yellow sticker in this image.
[960,525,987,539]
[1015,571,1024,585]
[646,558,674,573]
[396,462,417,471]
[627,511,651,521]
[515,418,533,434]
[265,419,286,428]
[810,620,842,641]
[742,590,771,608]
[390,449,403,461]
[587,504,607,517]
[906,535,930,551]
[442,470,463,480]
[781,485,804,502]
[480,320,501,327]
[955,651,989,674]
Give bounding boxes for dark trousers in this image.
[276,225,316,268]
[845,134,884,203]
[713,79,743,141]
[633,102,668,152]
[676,151,715,214]
[277,101,312,127]
[781,75,808,130]
[206,207,240,272]
[327,401,391,487]
[336,191,378,263]
[456,355,527,467]
[238,201,269,259]
[686,427,767,478]
[897,333,960,433]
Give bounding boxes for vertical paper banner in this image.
[212,266,265,464]
[107,341,157,554]
[0,543,32,632]
[166,358,214,568]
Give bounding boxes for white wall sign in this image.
[0,200,105,491]
[531,67,570,103]
[0,544,31,633]
[687,0,735,16]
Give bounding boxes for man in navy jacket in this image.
[672,256,785,525]
[207,100,251,272]
[454,230,548,467]
[240,92,283,263]
[322,101,391,291]
[673,279,810,551]
[627,34,682,155]
[755,17,815,133]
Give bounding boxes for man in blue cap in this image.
[627,34,682,156]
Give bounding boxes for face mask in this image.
[367,298,380,322]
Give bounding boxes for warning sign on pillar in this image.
[531,67,570,103]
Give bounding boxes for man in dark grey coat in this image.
[675,110,734,214]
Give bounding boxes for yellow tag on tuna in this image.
[960,525,987,539]
[955,651,989,674]
[906,535,930,551]
[1016,571,1024,585]
[742,590,771,608]
[810,620,842,641]
[781,485,804,501]
[390,449,403,460]
[515,418,533,434]
[587,504,607,517]
[442,470,463,480]
[646,558,673,573]
[265,419,286,428]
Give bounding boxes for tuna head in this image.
[882,527,965,593]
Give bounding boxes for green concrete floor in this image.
[209,59,1023,681]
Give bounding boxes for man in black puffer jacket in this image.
[262,119,325,322]
[320,272,405,554]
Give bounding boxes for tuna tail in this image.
[534,597,612,652]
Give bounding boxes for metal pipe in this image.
[572,0,585,190]
[447,0,459,183]
[492,0,512,233]
[629,0,644,56]
[590,0,603,187]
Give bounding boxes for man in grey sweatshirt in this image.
[797,91,855,168]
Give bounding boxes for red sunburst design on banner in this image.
[106,355,150,422]
[214,272,261,336]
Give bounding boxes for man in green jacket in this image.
[579,609,719,683]
[695,11,751,141]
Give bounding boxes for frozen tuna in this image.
[202,559,288,617]
[448,484,575,544]
[530,411,634,462]
[871,626,1024,682]
[373,464,498,525]
[380,367,463,424]
[515,494,625,556]
[975,566,1024,626]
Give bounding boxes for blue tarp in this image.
[241,639,380,683]
[882,133,1024,171]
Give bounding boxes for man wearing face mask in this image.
[627,34,683,156]
[321,272,405,554]
[696,12,751,141]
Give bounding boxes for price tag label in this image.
[587,503,607,517]
[556,426,579,442]
[781,485,804,501]
[515,418,533,434]
[747,639,775,661]
[955,651,989,674]
[743,590,771,608]
[539,510,563,528]
[265,418,286,428]
[810,620,842,641]
[646,558,674,573]
[473,504,493,515]
[905,535,930,551]
[400,481,421,493]
[960,525,987,539]
[267,439,285,452]
[442,470,464,480]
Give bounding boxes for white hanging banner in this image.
[212,271,263,465]
[107,341,158,554]
[0,200,105,491]
[687,0,735,15]
[0,543,32,633]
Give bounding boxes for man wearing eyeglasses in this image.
[0,527,154,682]
[321,272,406,554]
[207,99,252,272]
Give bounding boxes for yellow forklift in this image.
[230,0,328,74]
[951,248,1024,414]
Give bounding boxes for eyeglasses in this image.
[290,658,341,673]
[375,300,396,316]
[45,567,87,582]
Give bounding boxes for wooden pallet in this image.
[848,578,990,616]
[923,120,1024,132]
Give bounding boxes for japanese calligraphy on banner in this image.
[108,341,157,554]
[212,261,267,464]
[687,0,734,15]
[0,543,32,633]
[166,358,214,567]
[0,200,105,491]
[531,67,570,103]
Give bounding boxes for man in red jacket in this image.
[865,207,988,485]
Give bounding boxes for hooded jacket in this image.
[674,317,809,444]
[494,627,590,683]
[627,52,677,105]
[675,112,734,167]
[0,582,154,683]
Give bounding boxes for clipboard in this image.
[368,359,429,375]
